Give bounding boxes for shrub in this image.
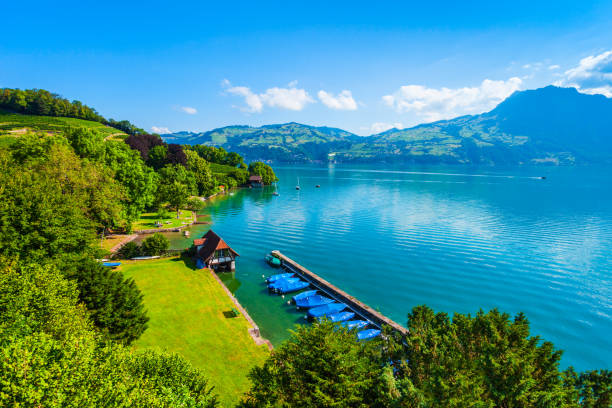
[141,233,169,256]
[118,241,140,259]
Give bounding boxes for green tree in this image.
[64,126,105,160]
[140,233,170,256]
[185,149,216,196]
[239,321,394,407]
[65,258,149,345]
[0,149,97,265]
[117,241,141,259]
[104,140,158,224]
[147,144,168,169]
[393,305,578,407]
[248,161,278,185]
[156,164,197,213]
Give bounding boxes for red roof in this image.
[193,238,206,246]
[196,230,239,261]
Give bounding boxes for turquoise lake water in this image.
[162,164,611,371]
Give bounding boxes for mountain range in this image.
[162,86,612,165]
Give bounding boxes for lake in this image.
[162,164,611,371]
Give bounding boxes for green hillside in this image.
[0,109,127,140]
[164,122,358,162]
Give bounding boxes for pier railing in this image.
[271,251,409,336]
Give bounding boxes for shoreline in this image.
[208,267,274,350]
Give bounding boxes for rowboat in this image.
[357,329,381,341]
[266,273,293,283]
[318,311,355,323]
[341,320,368,330]
[291,290,317,303]
[295,294,335,309]
[268,277,299,291]
[307,303,346,319]
[265,254,281,267]
[277,280,310,294]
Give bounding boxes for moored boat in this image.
[357,329,381,341]
[277,280,310,294]
[266,272,293,283]
[307,302,346,319]
[268,277,299,291]
[341,320,368,330]
[265,254,281,267]
[295,294,335,309]
[318,311,355,323]
[291,289,317,303]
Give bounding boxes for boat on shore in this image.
[295,294,335,309]
[266,272,293,283]
[102,262,121,268]
[277,280,310,294]
[341,320,368,330]
[318,311,355,323]
[291,289,317,303]
[307,302,346,319]
[265,254,281,267]
[357,329,381,341]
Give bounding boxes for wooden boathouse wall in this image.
[271,251,409,336]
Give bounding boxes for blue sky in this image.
[2,1,612,135]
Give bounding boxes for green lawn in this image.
[120,257,269,407]
[132,209,194,231]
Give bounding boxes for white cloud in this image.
[180,106,197,114]
[317,90,358,110]
[555,50,612,97]
[370,122,404,133]
[548,64,560,70]
[223,80,315,112]
[382,77,522,122]
[151,126,171,134]
[522,64,532,69]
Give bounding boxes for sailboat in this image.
[296,177,301,190]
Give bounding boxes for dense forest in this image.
[0,89,609,407]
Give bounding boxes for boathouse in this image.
[193,230,239,271]
[249,175,263,187]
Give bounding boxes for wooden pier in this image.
[271,251,409,336]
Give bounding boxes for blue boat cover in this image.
[308,303,347,318]
[292,290,317,302]
[266,273,293,283]
[319,311,355,323]
[341,320,368,330]
[357,329,381,341]
[295,294,335,308]
[277,280,310,294]
[268,277,299,290]
[102,262,121,267]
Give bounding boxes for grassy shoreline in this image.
[120,256,269,406]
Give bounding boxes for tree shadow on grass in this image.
[173,254,197,270]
